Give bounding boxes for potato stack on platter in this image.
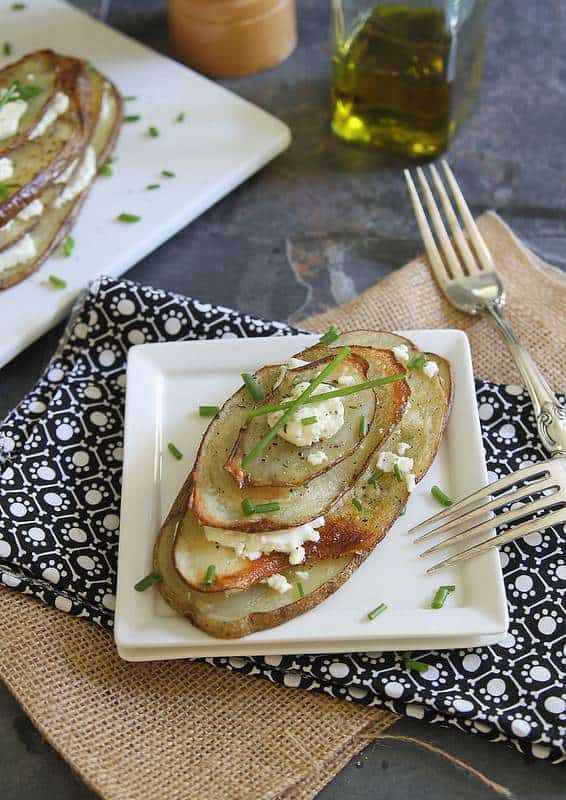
[0,49,122,288]
[152,330,453,638]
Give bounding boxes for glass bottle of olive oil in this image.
[331,0,487,157]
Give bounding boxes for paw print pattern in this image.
[0,279,564,764]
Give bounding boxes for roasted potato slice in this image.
[190,348,409,532]
[225,352,376,488]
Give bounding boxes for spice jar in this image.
[168,0,297,78]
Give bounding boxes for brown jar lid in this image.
[168,0,297,78]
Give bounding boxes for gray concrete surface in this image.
[1,0,565,797]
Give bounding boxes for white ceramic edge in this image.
[0,0,292,368]
[115,330,509,658]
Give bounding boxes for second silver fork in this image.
[404,161,566,459]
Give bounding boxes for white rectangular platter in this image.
[0,0,291,368]
[115,331,508,660]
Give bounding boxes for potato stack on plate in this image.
[153,330,453,638]
[0,49,122,288]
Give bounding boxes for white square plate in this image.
[115,331,508,661]
[0,0,290,367]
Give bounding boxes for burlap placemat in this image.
[0,212,564,800]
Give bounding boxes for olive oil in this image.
[331,3,485,157]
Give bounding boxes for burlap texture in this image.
[0,212,564,800]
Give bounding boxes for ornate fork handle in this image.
[486,303,566,457]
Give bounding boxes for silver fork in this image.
[410,458,566,573]
[404,161,566,458]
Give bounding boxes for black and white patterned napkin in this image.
[0,276,564,764]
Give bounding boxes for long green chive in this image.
[176,111,186,122]
[246,372,404,420]
[367,602,387,620]
[199,405,219,417]
[254,502,281,514]
[161,169,175,178]
[167,442,183,460]
[431,585,455,609]
[407,354,426,370]
[319,325,339,345]
[3,42,12,55]
[148,126,159,138]
[301,416,317,426]
[242,372,264,403]
[296,582,305,598]
[368,469,384,487]
[204,564,215,586]
[48,275,66,289]
[393,463,403,481]
[241,498,256,516]
[63,236,74,257]
[11,2,26,9]
[359,415,368,437]
[405,658,429,673]
[117,212,140,223]
[242,347,351,466]
[146,183,160,190]
[99,161,112,176]
[124,114,140,122]
[123,95,137,101]
[431,485,453,507]
[351,497,362,512]
[134,571,161,592]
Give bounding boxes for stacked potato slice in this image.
[0,50,122,288]
[154,331,453,638]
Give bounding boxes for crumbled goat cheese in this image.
[423,360,439,378]
[265,574,292,593]
[392,344,410,364]
[307,450,328,466]
[268,381,344,447]
[29,91,69,139]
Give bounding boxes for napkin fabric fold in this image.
[0,213,565,800]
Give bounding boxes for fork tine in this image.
[419,492,559,557]
[427,506,566,573]
[441,161,495,271]
[413,475,557,544]
[409,461,552,534]
[404,170,450,287]
[415,167,465,279]
[429,164,479,276]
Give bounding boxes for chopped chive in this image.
[319,325,339,345]
[3,42,12,55]
[246,372,404,420]
[146,183,160,190]
[134,571,161,592]
[62,236,74,257]
[85,61,95,71]
[176,111,186,122]
[242,372,264,403]
[351,497,362,512]
[241,498,256,516]
[404,658,429,673]
[431,584,455,609]
[242,347,351,466]
[393,463,403,481]
[296,581,305,598]
[99,161,112,176]
[399,507,407,516]
[148,126,159,138]
[254,502,281,514]
[18,84,41,100]
[367,602,387,620]
[48,275,67,289]
[301,416,317,426]
[11,2,26,9]
[123,95,137,101]
[403,433,416,441]
[407,354,426,370]
[368,469,384,487]
[161,169,175,178]
[199,405,219,417]
[117,212,140,223]
[167,442,183,460]
[359,415,368,437]
[431,485,453,507]
[204,564,215,586]
[124,114,140,122]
